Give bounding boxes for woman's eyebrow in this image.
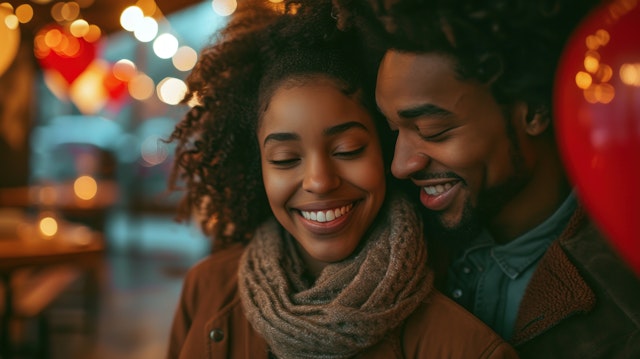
[324,121,368,136]
[263,132,300,147]
[262,121,367,147]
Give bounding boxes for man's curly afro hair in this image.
[333,0,602,116]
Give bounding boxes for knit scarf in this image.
[238,192,433,359]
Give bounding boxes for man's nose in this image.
[302,156,341,194]
[390,131,431,179]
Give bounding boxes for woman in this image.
[166,1,518,358]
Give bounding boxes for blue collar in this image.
[463,192,578,279]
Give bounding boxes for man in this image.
[331,0,640,357]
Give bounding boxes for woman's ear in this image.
[513,102,551,136]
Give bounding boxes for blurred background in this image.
[0,0,265,358]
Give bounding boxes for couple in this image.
[167,0,640,358]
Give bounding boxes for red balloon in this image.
[555,1,640,274]
[35,24,97,85]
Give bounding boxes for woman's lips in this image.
[296,202,355,235]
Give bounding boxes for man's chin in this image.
[423,211,483,250]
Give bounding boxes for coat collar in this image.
[511,206,596,345]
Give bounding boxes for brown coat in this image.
[511,208,640,358]
[168,244,519,359]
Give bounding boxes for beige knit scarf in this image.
[238,192,433,359]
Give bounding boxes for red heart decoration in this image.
[35,24,97,85]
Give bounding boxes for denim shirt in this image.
[445,192,578,339]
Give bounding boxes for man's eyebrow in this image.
[324,121,369,136]
[263,132,300,146]
[397,104,452,119]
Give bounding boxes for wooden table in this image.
[0,181,119,233]
[0,211,104,358]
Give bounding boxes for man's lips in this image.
[418,180,462,211]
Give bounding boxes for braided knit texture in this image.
[238,192,433,359]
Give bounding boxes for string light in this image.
[12,0,235,107]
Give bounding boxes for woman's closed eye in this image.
[267,152,300,168]
[334,144,367,159]
[268,158,299,167]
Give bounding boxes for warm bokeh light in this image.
[620,63,640,86]
[61,2,80,21]
[585,35,600,50]
[70,19,90,37]
[133,16,158,42]
[120,6,144,31]
[39,216,58,237]
[136,0,157,17]
[50,2,65,21]
[44,28,63,49]
[575,71,592,89]
[157,77,187,105]
[268,0,284,2]
[31,0,54,4]
[0,6,19,77]
[153,33,179,59]
[69,61,108,114]
[583,83,615,104]
[113,59,137,81]
[140,135,168,166]
[595,29,610,46]
[128,73,155,100]
[585,29,610,51]
[83,24,101,42]
[60,36,80,57]
[608,0,637,20]
[74,175,98,200]
[4,13,18,29]
[15,4,33,23]
[584,55,600,73]
[594,64,613,82]
[172,46,198,71]
[578,28,620,104]
[212,0,237,16]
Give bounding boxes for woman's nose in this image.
[390,130,431,179]
[302,156,341,194]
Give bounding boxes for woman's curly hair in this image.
[334,0,602,115]
[167,0,385,249]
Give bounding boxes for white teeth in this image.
[326,210,335,221]
[300,204,353,223]
[423,182,455,196]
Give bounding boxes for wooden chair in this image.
[0,265,82,358]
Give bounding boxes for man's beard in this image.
[422,166,530,251]
[421,196,482,250]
